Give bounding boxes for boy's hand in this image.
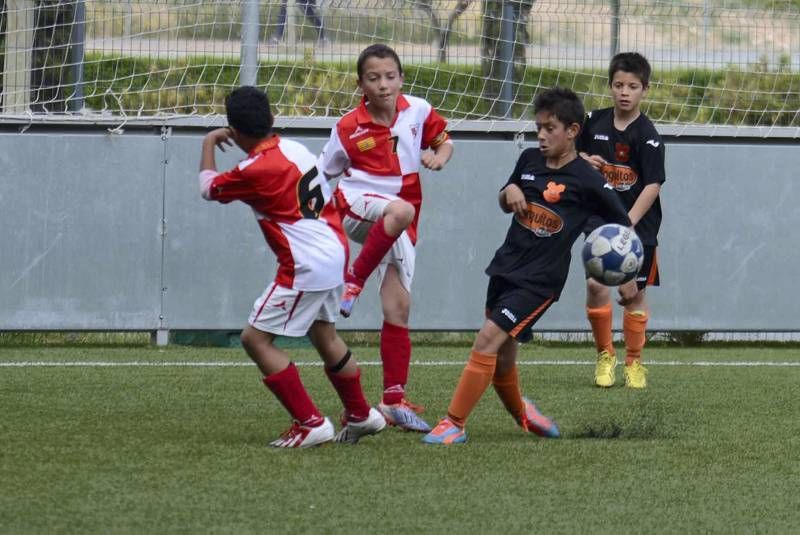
[503,184,528,216]
[421,150,447,170]
[579,152,607,171]
[205,128,234,152]
[617,279,639,306]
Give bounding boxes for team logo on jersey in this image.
[543,181,566,203]
[514,202,563,237]
[600,163,638,191]
[594,134,609,141]
[410,123,420,137]
[349,125,370,139]
[356,137,377,152]
[615,142,631,163]
[646,139,660,147]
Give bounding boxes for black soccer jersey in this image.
[577,107,666,245]
[485,149,631,298]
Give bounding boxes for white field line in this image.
[1,360,799,368]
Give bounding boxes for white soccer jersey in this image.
[318,94,449,244]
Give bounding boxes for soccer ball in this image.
[582,224,644,286]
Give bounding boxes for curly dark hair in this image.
[225,86,274,137]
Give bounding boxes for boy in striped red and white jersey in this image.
[199,86,385,448]
[319,44,454,432]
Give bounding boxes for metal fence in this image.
[1,0,799,131]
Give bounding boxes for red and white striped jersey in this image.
[318,94,449,244]
[201,136,348,291]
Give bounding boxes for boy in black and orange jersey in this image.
[423,87,631,445]
[578,52,666,389]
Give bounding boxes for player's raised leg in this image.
[341,199,415,317]
[241,325,334,448]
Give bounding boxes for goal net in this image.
[1,0,798,133]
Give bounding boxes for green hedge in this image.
[40,53,800,128]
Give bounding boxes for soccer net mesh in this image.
[1,0,799,132]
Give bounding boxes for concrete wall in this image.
[2,125,798,333]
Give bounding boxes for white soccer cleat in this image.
[269,418,335,449]
[334,407,387,444]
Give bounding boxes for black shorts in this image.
[635,245,660,290]
[485,276,555,344]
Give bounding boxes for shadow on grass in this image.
[566,396,677,440]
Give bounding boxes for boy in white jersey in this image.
[319,44,454,433]
[198,86,385,448]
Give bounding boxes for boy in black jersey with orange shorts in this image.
[578,52,666,389]
[423,87,631,445]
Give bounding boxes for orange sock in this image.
[587,304,614,354]
[492,366,524,420]
[447,350,497,428]
[624,310,649,365]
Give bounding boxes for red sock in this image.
[325,367,371,422]
[348,218,399,286]
[381,321,411,405]
[262,363,324,427]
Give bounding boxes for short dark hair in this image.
[225,86,273,137]
[533,87,585,128]
[356,44,403,79]
[608,52,651,87]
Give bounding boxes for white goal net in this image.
[1,0,799,133]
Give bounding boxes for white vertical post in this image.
[240,0,260,86]
[2,0,36,113]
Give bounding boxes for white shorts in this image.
[248,283,342,337]
[340,191,416,292]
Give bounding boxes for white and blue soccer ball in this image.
[582,223,644,286]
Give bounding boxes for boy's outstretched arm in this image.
[421,141,453,171]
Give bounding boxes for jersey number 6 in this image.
[297,167,328,220]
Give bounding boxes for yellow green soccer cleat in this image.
[624,360,648,389]
[594,350,617,388]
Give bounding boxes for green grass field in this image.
[2,344,800,533]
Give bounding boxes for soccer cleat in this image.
[400,397,425,414]
[339,281,363,318]
[378,400,432,432]
[594,350,617,388]
[624,360,648,389]
[422,418,467,445]
[269,417,334,449]
[516,397,560,438]
[334,407,386,444]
